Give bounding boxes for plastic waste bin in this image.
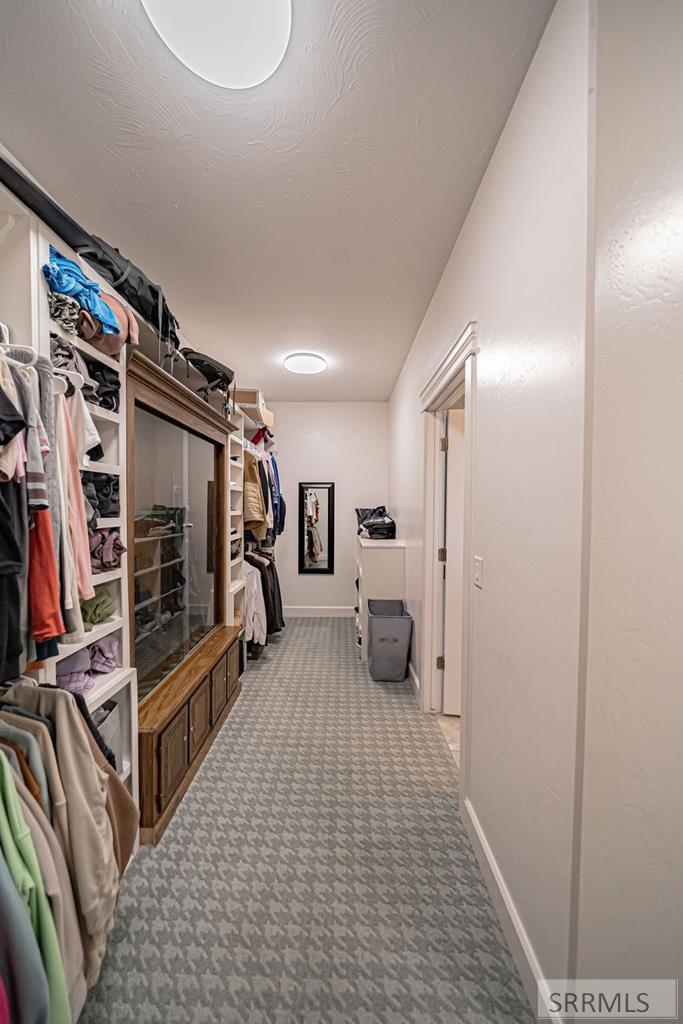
[367,600,413,681]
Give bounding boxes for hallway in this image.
[81,619,531,1024]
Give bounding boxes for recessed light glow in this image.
[140,0,292,90]
[284,352,327,375]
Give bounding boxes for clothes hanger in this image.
[54,367,84,390]
[0,321,38,366]
[53,375,68,395]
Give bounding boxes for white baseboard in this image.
[284,606,354,618]
[462,796,560,1023]
[408,661,420,697]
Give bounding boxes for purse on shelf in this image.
[77,291,139,356]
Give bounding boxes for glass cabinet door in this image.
[133,406,219,701]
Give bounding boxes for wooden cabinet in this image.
[139,627,242,844]
[227,640,240,698]
[189,676,212,759]
[159,706,188,810]
[210,655,228,724]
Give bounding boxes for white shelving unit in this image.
[227,408,245,629]
[0,176,139,816]
[356,537,406,661]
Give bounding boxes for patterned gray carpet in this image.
[81,618,532,1024]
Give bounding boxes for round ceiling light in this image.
[283,352,328,375]
[140,0,292,90]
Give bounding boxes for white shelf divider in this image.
[49,319,122,372]
[86,402,120,424]
[92,568,122,586]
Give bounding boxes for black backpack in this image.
[77,236,180,351]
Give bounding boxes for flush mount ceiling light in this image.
[283,352,327,375]
[140,0,292,90]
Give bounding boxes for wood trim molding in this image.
[419,321,478,412]
[419,321,478,721]
[128,350,236,442]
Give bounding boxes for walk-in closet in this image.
[2,2,682,1022]
[0,150,289,1015]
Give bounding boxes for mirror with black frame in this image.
[298,482,335,574]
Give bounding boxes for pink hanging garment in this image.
[56,394,95,600]
[0,976,9,1024]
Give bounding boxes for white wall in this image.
[576,0,683,984]
[270,402,389,615]
[389,0,590,990]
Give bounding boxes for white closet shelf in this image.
[56,616,124,660]
[97,517,121,529]
[229,510,241,517]
[229,556,242,568]
[134,556,184,577]
[49,320,122,373]
[229,579,246,595]
[84,666,135,712]
[92,568,122,585]
[230,484,243,492]
[85,402,120,424]
[230,435,243,447]
[80,461,121,476]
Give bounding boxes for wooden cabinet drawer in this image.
[227,640,240,697]
[159,706,189,810]
[210,655,228,723]
[189,676,211,759]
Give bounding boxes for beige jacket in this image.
[3,679,119,986]
[243,450,267,540]
[84,729,139,876]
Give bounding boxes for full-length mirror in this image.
[298,482,335,574]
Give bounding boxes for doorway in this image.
[419,322,477,788]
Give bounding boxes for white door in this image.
[443,408,466,715]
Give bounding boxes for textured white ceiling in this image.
[0,0,552,400]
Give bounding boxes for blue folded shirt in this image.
[42,246,120,335]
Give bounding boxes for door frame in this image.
[419,321,478,793]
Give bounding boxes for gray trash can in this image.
[367,600,413,681]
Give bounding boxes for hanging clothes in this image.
[244,561,267,647]
[0,716,50,817]
[7,349,64,598]
[243,450,267,540]
[0,750,71,1024]
[56,395,94,601]
[0,354,23,482]
[0,847,50,1024]
[245,552,285,636]
[2,678,123,985]
[11,768,86,1022]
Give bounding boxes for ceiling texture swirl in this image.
[0,0,552,399]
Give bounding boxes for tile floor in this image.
[437,714,461,768]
